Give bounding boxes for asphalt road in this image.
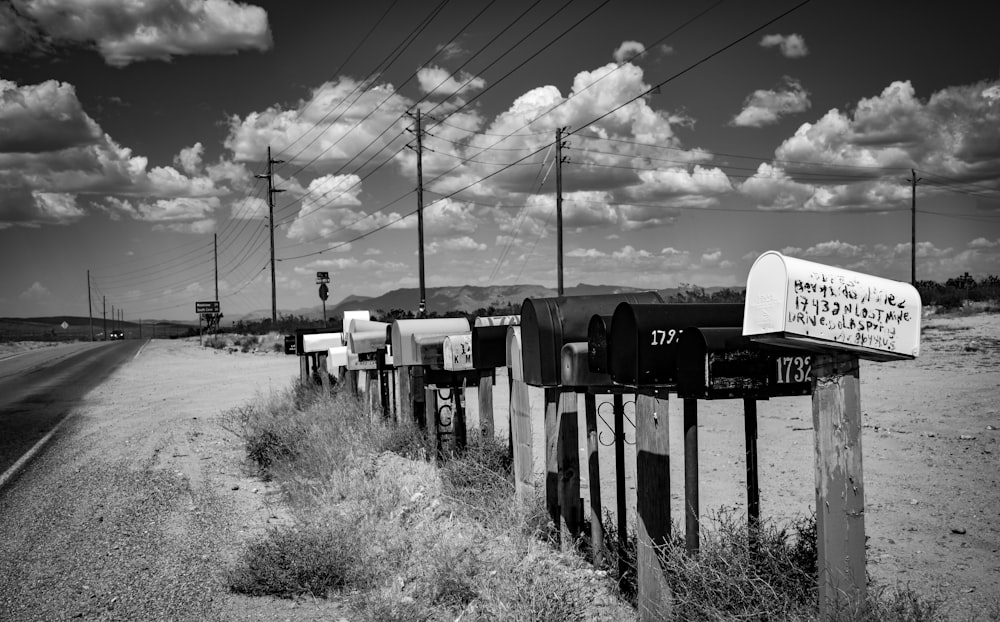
[0,340,144,480]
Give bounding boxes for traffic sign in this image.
[195,300,220,314]
[60,321,69,329]
[319,283,329,301]
[316,271,330,283]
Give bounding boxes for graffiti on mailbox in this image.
[789,270,914,352]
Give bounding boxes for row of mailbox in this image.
[285,296,812,400]
[283,252,923,400]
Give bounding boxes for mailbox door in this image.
[283,335,296,355]
[520,292,663,387]
[472,325,508,369]
[561,342,614,388]
[391,318,471,366]
[587,314,612,374]
[609,303,745,386]
[443,333,474,371]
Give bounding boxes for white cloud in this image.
[18,281,51,300]
[2,0,272,66]
[759,33,808,58]
[731,76,810,127]
[0,79,101,152]
[426,236,487,255]
[613,40,646,63]
[175,143,204,175]
[416,65,486,99]
[969,237,999,249]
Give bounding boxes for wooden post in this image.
[510,375,534,507]
[398,368,413,423]
[379,369,391,418]
[347,369,359,399]
[413,367,426,429]
[812,352,865,620]
[319,355,331,394]
[478,372,495,439]
[544,388,560,534]
[425,384,440,464]
[636,390,673,621]
[744,397,760,551]
[366,372,379,419]
[557,390,581,551]
[299,355,309,386]
[453,383,468,452]
[585,393,605,567]
[683,397,699,554]
[614,393,628,585]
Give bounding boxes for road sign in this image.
[319,283,329,301]
[316,271,330,283]
[195,300,220,314]
[60,321,69,330]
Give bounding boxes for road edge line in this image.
[0,411,72,492]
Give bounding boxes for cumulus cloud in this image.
[742,78,1000,211]
[225,78,412,167]
[0,79,102,153]
[759,33,808,58]
[416,65,486,99]
[18,281,51,300]
[175,143,204,175]
[613,40,646,63]
[731,76,811,127]
[426,236,487,255]
[1,0,272,66]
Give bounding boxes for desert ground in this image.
[0,309,997,620]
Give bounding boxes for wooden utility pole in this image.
[906,169,921,286]
[214,232,219,302]
[555,127,567,296]
[87,270,93,342]
[256,147,285,325]
[102,296,106,340]
[408,109,427,317]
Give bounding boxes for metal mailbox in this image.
[676,328,768,400]
[346,319,387,335]
[347,351,377,371]
[327,345,348,372]
[587,314,613,374]
[390,318,471,366]
[413,333,451,368]
[294,328,321,354]
[283,335,296,355]
[302,332,343,354]
[520,292,663,387]
[743,251,921,361]
[561,342,614,388]
[470,325,508,370]
[347,324,388,354]
[342,310,370,329]
[608,303,744,387]
[443,333,474,371]
[474,315,520,328]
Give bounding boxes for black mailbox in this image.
[677,327,769,399]
[587,314,613,374]
[472,325,508,369]
[608,303,745,387]
[521,292,663,387]
[283,335,296,355]
[294,328,322,354]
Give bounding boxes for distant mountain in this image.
[234,282,743,322]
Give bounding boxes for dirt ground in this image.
[2,310,998,620]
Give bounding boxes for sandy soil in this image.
[474,311,1000,619]
[2,311,997,620]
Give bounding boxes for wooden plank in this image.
[544,387,560,534]
[683,397,699,554]
[557,390,581,551]
[510,377,534,507]
[425,385,440,464]
[453,384,468,452]
[478,373,494,439]
[636,391,673,621]
[397,368,412,423]
[744,397,760,552]
[614,393,629,586]
[299,355,309,386]
[812,352,866,620]
[584,393,605,567]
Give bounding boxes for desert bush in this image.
[203,334,227,350]
[227,522,372,598]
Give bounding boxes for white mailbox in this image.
[302,332,343,354]
[743,251,921,361]
[342,310,370,331]
[390,318,471,366]
[326,345,348,373]
[506,325,524,382]
[347,329,386,355]
[346,318,387,335]
[474,314,520,328]
[443,333,474,371]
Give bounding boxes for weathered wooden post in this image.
[744,251,922,620]
[478,374,494,438]
[556,390,581,550]
[506,326,534,507]
[584,393,604,567]
[636,390,673,621]
[682,397,699,554]
[613,393,628,582]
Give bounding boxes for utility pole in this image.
[87,270,93,342]
[407,109,427,317]
[906,169,921,286]
[103,296,107,340]
[256,147,285,325]
[555,127,569,296]
[214,232,219,302]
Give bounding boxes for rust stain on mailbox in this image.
[744,251,921,361]
[608,303,744,387]
[520,292,663,387]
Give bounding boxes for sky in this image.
[1,0,998,322]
